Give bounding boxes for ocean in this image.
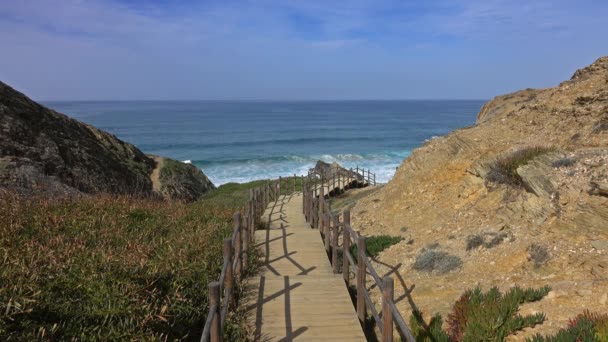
[45,100,484,185]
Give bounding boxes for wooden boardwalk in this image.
[246,192,366,341]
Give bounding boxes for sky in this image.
[1,0,607,101]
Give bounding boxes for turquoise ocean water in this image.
[45,100,484,185]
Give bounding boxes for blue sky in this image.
[1,0,607,100]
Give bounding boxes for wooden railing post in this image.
[209,281,221,342]
[343,210,351,284]
[223,238,233,307]
[278,176,282,196]
[332,173,336,192]
[382,277,394,342]
[373,173,376,186]
[293,174,296,192]
[242,217,249,274]
[319,185,324,225]
[332,215,339,273]
[234,213,242,277]
[357,235,367,322]
[324,212,330,252]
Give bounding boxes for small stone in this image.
[576,289,592,297]
[591,240,608,251]
[600,293,608,305]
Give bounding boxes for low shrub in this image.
[466,232,509,251]
[486,146,554,187]
[351,235,403,259]
[465,235,484,251]
[411,286,550,341]
[551,157,576,168]
[409,310,449,342]
[413,249,462,274]
[527,243,550,267]
[528,310,608,341]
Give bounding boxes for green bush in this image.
[528,310,608,342]
[410,286,550,342]
[350,235,403,260]
[487,146,554,186]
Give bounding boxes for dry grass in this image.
[486,146,554,187]
[0,181,262,341]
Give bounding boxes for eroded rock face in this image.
[351,57,608,338]
[0,81,214,200]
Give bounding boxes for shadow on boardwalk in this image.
[245,193,365,341]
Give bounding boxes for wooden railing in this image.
[302,169,415,342]
[200,177,300,342]
[201,168,380,342]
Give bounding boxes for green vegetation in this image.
[158,158,214,201]
[413,249,462,274]
[351,235,403,259]
[410,286,550,342]
[528,310,608,341]
[278,176,304,196]
[409,310,449,342]
[487,146,554,187]
[0,180,265,341]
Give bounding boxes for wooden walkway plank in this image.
[246,192,366,341]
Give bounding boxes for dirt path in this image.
[150,156,164,193]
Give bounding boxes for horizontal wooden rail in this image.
[302,168,413,342]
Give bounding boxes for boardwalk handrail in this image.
[201,175,301,342]
[201,168,381,341]
[302,169,415,342]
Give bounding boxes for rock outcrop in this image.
[0,81,214,200]
[351,57,608,338]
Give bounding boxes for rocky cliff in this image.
[351,57,608,338]
[0,81,214,200]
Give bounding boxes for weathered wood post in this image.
[223,238,233,307]
[332,172,336,193]
[332,214,339,273]
[343,210,351,284]
[311,197,319,228]
[249,194,255,233]
[234,213,242,277]
[382,277,394,342]
[324,212,330,252]
[293,174,296,192]
[302,178,306,214]
[357,235,367,322]
[209,281,221,342]
[242,216,249,273]
[319,185,324,227]
[278,176,282,197]
[373,172,376,186]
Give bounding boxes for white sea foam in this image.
[182,160,192,164]
[196,152,410,186]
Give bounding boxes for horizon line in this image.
[41,98,489,103]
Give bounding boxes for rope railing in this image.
[302,169,414,342]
